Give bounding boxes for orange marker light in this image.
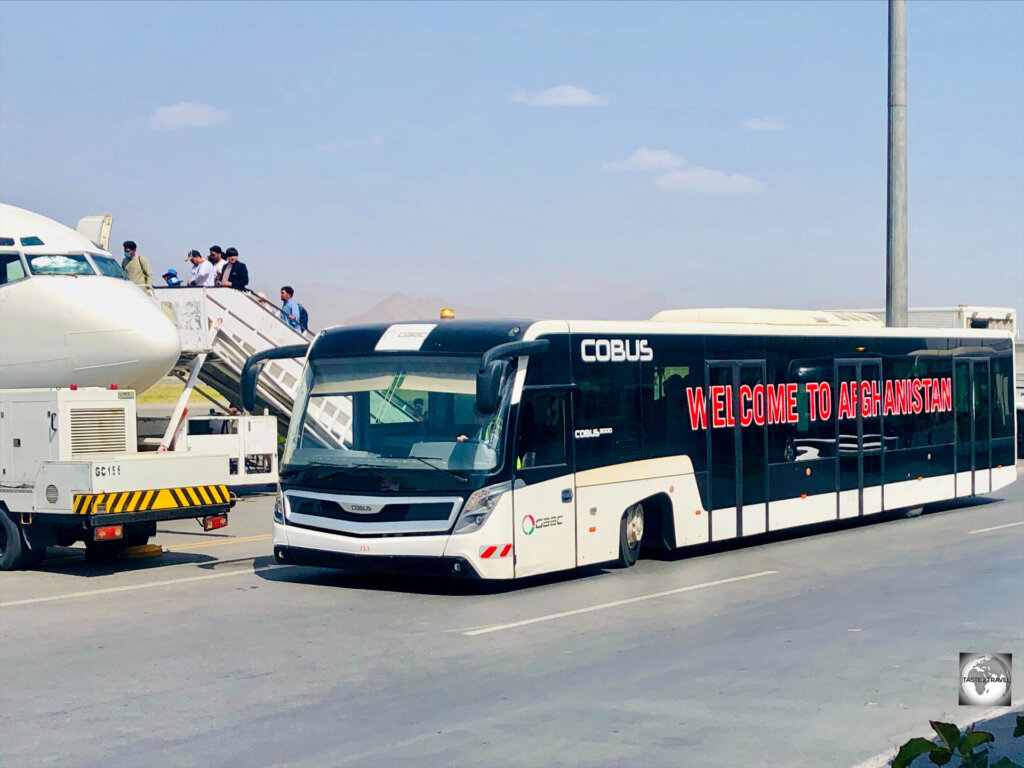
[588,526,596,533]
[440,308,455,320]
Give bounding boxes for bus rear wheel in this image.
[618,503,644,568]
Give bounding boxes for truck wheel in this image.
[123,521,156,547]
[84,539,122,563]
[0,512,33,571]
[617,503,644,568]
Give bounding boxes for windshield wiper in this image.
[280,461,331,479]
[402,456,469,484]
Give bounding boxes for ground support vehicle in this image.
[248,310,1017,581]
[0,387,233,569]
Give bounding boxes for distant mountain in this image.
[343,291,498,325]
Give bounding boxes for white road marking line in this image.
[462,570,779,636]
[0,564,289,608]
[969,520,1024,534]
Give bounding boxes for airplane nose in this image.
[69,282,181,392]
[118,293,181,391]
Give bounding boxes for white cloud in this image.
[655,167,761,193]
[509,85,608,107]
[741,116,788,132]
[150,102,229,131]
[601,147,684,172]
[317,135,386,153]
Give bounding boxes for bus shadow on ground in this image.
[251,495,1007,595]
[644,496,1003,563]
[255,560,613,596]
[33,546,222,578]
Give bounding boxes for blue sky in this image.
[1,1,1021,323]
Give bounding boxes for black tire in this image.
[0,511,32,571]
[84,539,122,563]
[123,521,156,547]
[617,503,644,568]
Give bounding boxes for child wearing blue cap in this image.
[162,268,182,287]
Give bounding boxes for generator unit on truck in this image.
[0,387,234,570]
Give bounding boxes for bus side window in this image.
[517,393,567,469]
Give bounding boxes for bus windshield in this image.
[282,356,512,484]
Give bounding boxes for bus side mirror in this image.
[240,343,310,414]
[241,361,266,414]
[474,339,551,414]
[476,360,509,415]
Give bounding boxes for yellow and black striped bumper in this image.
[73,485,232,515]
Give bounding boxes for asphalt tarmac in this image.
[1,470,1022,767]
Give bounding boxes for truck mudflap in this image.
[72,484,232,516]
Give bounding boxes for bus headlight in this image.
[453,481,511,534]
[273,492,285,524]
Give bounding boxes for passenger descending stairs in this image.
[154,287,351,446]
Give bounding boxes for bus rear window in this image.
[26,253,95,276]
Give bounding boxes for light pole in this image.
[886,0,908,327]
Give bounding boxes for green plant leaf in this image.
[960,730,996,754]
[929,747,953,766]
[893,738,940,768]
[992,758,1023,768]
[931,721,962,750]
[1013,715,1024,738]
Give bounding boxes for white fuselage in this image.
[0,204,180,392]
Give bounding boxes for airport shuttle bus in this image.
[254,310,1017,580]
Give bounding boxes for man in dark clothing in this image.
[208,245,225,279]
[219,247,249,290]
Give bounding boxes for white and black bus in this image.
[243,309,1017,580]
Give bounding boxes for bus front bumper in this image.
[273,544,479,578]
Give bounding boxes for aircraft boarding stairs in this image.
[154,287,352,462]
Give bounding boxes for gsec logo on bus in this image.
[521,514,563,535]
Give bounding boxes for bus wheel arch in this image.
[637,493,676,552]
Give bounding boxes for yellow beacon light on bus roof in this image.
[440,308,456,320]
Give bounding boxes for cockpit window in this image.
[20,236,44,246]
[90,253,129,279]
[25,253,96,276]
[0,237,15,246]
[1,252,28,284]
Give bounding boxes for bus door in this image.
[954,358,992,496]
[511,389,577,578]
[706,361,769,540]
[836,359,884,517]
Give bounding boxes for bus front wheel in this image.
[618,503,644,568]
